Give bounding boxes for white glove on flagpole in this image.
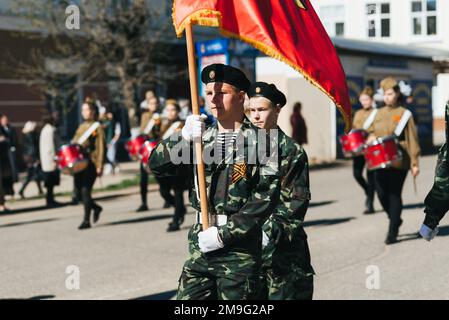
[198,226,224,253]
[262,231,269,247]
[419,224,439,241]
[182,114,208,142]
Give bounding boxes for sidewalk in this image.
[8,161,158,204]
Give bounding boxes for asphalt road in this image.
[1,154,448,300]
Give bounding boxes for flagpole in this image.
[185,23,209,230]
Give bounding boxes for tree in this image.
[2,0,184,121]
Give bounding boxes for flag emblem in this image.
[295,0,307,10]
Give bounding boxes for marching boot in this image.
[93,204,103,223]
[363,197,375,214]
[163,201,172,208]
[78,221,91,230]
[385,220,402,245]
[167,220,180,232]
[136,204,149,212]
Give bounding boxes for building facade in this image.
[311,0,449,118]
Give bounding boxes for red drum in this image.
[339,129,368,157]
[364,136,402,171]
[57,144,88,175]
[139,139,159,169]
[126,135,149,160]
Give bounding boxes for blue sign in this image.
[196,39,229,57]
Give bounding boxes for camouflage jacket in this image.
[424,103,449,229]
[262,128,314,277]
[149,117,281,248]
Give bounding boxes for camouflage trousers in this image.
[177,224,261,300]
[259,270,314,300]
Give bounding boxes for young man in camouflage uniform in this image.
[148,64,281,300]
[248,82,314,300]
[420,103,449,241]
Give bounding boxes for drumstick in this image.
[413,176,417,195]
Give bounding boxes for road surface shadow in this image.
[309,200,336,208]
[133,289,177,300]
[1,193,134,217]
[100,214,173,227]
[0,218,59,229]
[403,203,425,210]
[303,217,355,228]
[396,232,421,243]
[0,295,55,300]
[0,204,71,216]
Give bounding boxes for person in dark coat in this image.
[290,102,308,146]
[0,114,18,183]
[18,121,43,198]
[0,115,14,212]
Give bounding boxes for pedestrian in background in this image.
[18,121,43,199]
[39,112,62,208]
[0,114,18,183]
[0,119,14,213]
[290,102,308,146]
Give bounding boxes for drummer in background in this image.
[155,99,188,232]
[352,87,377,214]
[72,100,105,230]
[136,93,160,212]
[367,77,420,244]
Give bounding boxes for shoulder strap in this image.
[143,113,160,134]
[77,122,100,145]
[162,121,182,140]
[394,110,412,137]
[363,109,378,130]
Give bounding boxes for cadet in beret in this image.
[419,102,449,241]
[367,77,420,244]
[149,64,281,299]
[248,82,314,300]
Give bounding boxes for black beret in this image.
[201,64,251,92]
[248,82,287,108]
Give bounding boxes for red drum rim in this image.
[59,143,82,149]
[366,135,398,147]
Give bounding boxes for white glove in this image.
[419,224,439,242]
[198,226,224,253]
[262,231,269,247]
[182,114,207,142]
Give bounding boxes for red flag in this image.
[173,0,352,131]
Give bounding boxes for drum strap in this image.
[162,121,182,140]
[394,110,412,137]
[143,113,160,134]
[363,109,378,131]
[77,122,100,145]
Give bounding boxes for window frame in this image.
[410,0,438,38]
[318,4,346,37]
[366,2,391,39]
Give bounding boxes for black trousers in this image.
[373,168,408,227]
[352,156,375,203]
[43,170,60,205]
[74,162,100,222]
[156,176,186,223]
[19,163,43,195]
[140,163,148,206]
